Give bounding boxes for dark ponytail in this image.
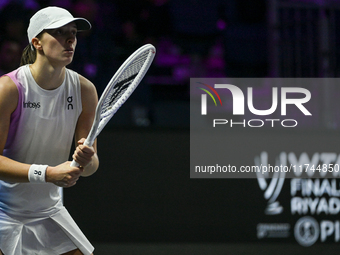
[20,44,37,66]
[20,32,44,66]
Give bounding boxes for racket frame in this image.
[71,44,156,166]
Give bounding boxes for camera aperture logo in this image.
[197,82,312,128]
[197,82,223,114]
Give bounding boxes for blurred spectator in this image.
[115,0,172,52]
[49,0,72,9]
[0,0,38,11]
[0,38,22,76]
[167,0,229,79]
[112,0,173,120]
[168,0,224,57]
[222,0,268,77]
[68,0,117,95]
[0,3,31,47]
[141,0,172,43]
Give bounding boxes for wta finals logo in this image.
[255,151,286,215]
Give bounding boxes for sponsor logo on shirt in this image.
[23,101,40,109]
[67,96,73,110]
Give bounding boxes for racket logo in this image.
[197,82,222,115]
[107,74,138,107]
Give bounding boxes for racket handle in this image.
[70,160,79,167]
[83,138,93,147]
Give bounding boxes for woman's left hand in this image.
[72,138,95,168]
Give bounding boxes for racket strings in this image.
[101,50,151,117]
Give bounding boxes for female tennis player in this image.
[0,6,99,255]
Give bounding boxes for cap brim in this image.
[44,17,91,31]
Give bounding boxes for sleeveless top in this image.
[0,65,82,217]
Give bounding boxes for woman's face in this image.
[38,22,78,66]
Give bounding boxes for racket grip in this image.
[83,138,92,147]
[70,160,79,167]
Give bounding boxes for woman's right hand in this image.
[45,161,84,188]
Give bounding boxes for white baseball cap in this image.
[27,6,91,47]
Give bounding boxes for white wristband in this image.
[28,164,48,183]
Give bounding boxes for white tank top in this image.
[0,65,82,216]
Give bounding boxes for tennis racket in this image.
[71,44,156,167]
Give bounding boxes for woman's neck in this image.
[29,61,66,90]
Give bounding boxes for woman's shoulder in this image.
[64,68,97,102]
[0,75,19,113]
[65,69,94,87]
[77,74,98,117]
[77,74,97,94]
[0,74,18,93]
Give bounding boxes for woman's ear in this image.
[31,37,42,51]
